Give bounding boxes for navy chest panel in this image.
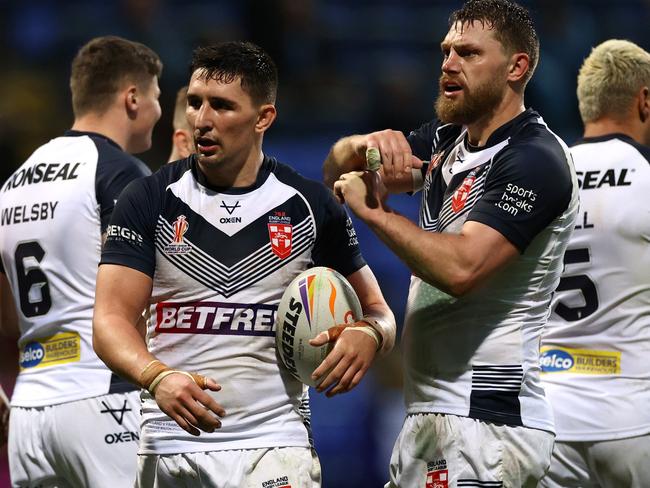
[420,156,492,233]
[155,191,315,298]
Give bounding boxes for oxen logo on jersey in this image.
[164,215,192,255]
[100,399,132,425]
[268,224,293,259]
[451,170,477,213]
[220,200,241,215]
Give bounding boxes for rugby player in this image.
[323,1,579,486]
[93,41,396,487]
[540,39,650,488]
[0,35,161,487]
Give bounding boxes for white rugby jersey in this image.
[0,131,150,407]
[541,134,650,441]
[101,155,366,454]
[402,109,578,433]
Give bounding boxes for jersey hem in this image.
[555,425,650,442]
[406,404,555,434]
[11,385,113,408]
[138,438,311,455]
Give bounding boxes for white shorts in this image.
[538,434,650,488]
[136,446,321,488]
[385,413,554,488]
[9,391,141,488]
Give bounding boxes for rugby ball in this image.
[275,267,362,386]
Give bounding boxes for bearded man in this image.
[322,1,579,487]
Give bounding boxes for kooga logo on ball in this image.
[19,342,45,369]
[540,349,574,372]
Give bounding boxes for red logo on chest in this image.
[451,175,476,213]
[268,224,293,259]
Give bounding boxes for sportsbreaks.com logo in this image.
[155,301,277,337]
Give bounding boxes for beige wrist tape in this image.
[325,319,383,351]
[140,359,208,394]
[345,324,381,349]
[358,315,396,356]
[139,359,169,389]
[147,370,209,395]
[148,369,177,394]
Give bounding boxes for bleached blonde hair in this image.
[577,39,650,123]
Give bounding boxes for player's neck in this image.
[466,95,525,147]
[72,112,129,152]
[583,118,645,145]
[198,149,264,189]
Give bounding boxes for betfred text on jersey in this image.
[155,301,277,336]
[2,162,82,192]
[1,201,58,226]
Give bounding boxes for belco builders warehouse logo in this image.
[540,349,574,372]
[155,301,277,336]
[20,342,45,369]
[540,346,621,375]
[19,332,81,370]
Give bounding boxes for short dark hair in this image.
[450,0,539,85]
[189,41,278,105]
[70,36,162,117]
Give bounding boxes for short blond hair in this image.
[173,86,190,131]
[577,39,650,124]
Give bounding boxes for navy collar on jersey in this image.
[575,133,637,146]
[574,132,650,162]
[63,130,122,150]
[464,107,538,153]
[190,153,275,194]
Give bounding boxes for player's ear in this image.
[255,104,276,133]
[507,52,530,85]
[173,129,194,159]
[638,86,649,123]
[124,85,139,119]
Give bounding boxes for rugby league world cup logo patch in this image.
[164,215,192,254]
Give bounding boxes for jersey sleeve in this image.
[96,155,151,233]
[407,120,440,179]
[100,177,158,277]
[311,189,366,276]
[467,144,573,252]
